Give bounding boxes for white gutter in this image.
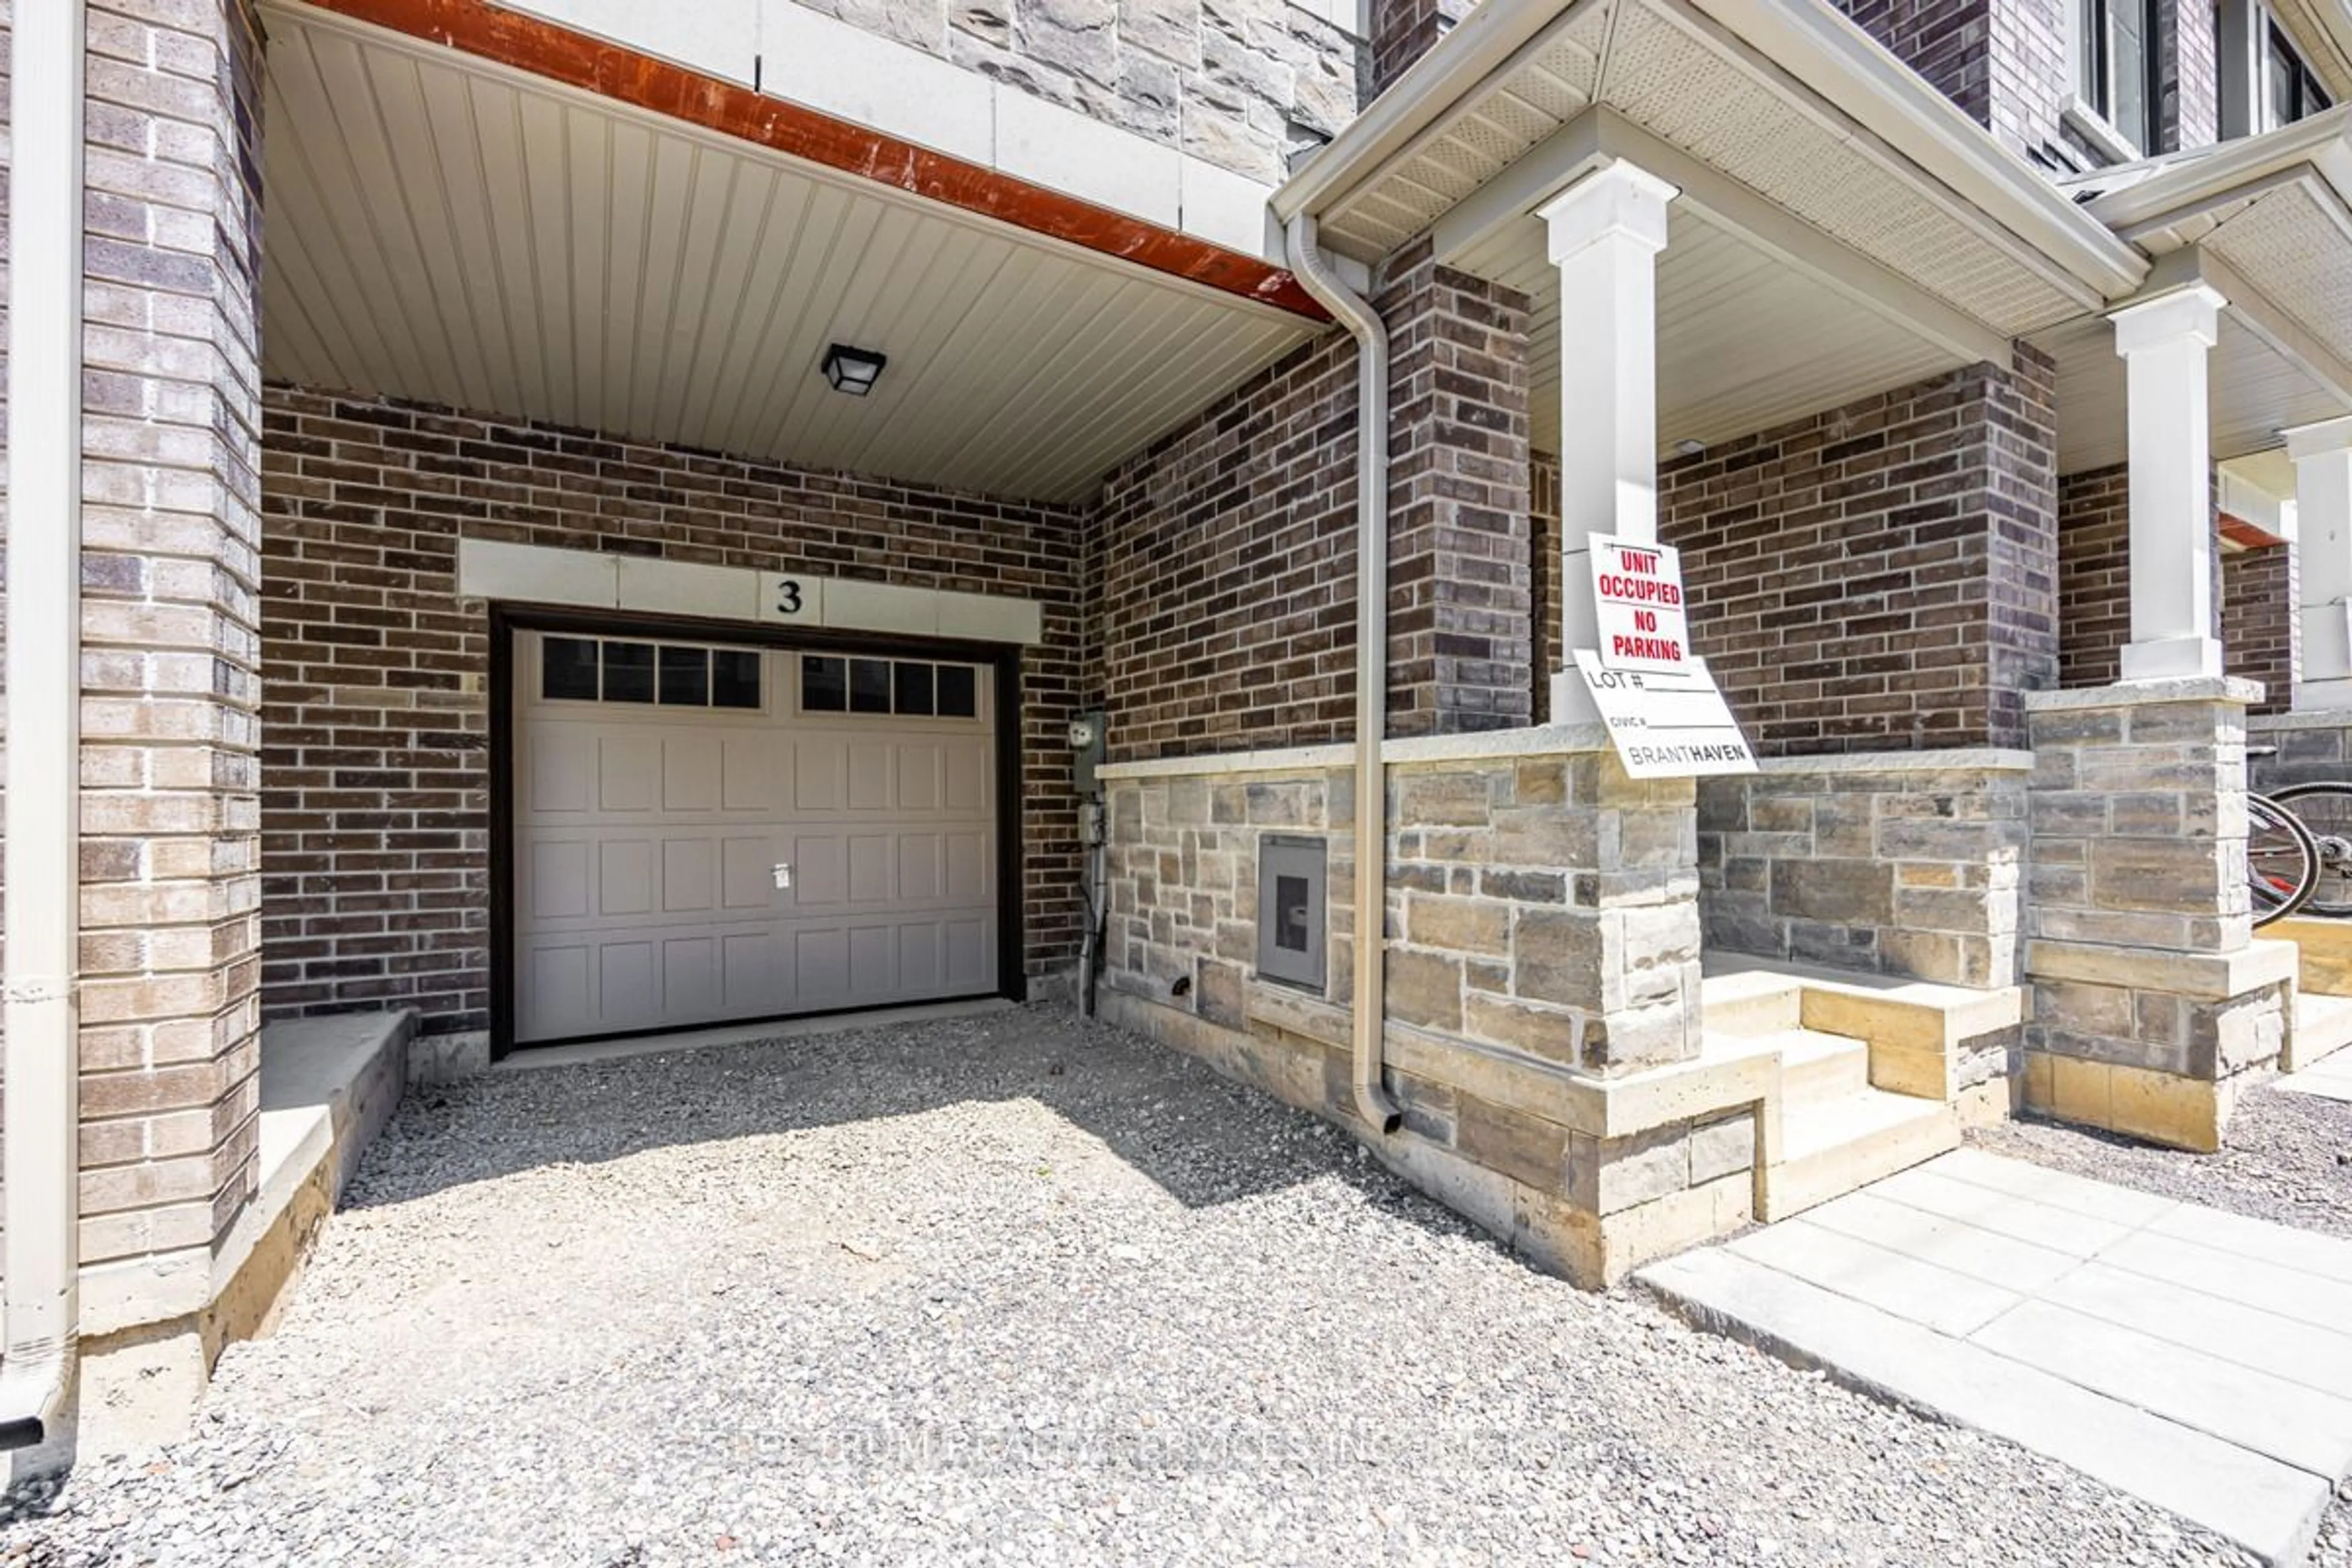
[1274,0,2148,302]
[1283,214,1402,1137]
[0,0,86,1452]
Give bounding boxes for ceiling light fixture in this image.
[821,343,888,397]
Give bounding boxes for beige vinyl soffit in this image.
[455,540,1046,645]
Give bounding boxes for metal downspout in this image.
[1283,215,1401,1136]
[0,0,87,1452]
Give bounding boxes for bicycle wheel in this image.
[2248,792,2319,926]
[2269,782,2352,917]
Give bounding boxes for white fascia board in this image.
[1180,156,1280,260]
[993,88,1183,231]
[2081,105,2352,238]
[1435,109,2013,368]
[1278,0,2146,304]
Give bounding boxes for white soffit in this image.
[258,4,1313,505]
[1312,0,2098,337]
[1474,205,1964,456]
[2040,311,2346,475]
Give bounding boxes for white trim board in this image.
[455,539,1046,645]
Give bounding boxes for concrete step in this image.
[1751,1027,1871,1110]
[1763,1088,1959,1223]
[1698,969,1802,1038]
[2290,990,2352,1074]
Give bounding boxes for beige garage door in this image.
[513,630,998,1044]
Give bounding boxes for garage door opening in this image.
[496,616,1017,1051]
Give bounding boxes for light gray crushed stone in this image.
[3,1006,2339,1567]
[1970,1083,2352,1243]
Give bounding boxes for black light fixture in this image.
[821,342,888,397]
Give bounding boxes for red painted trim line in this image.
[2221,513,2290,550]
[297,0,1330,322]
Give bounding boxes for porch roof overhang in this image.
[257,0,1320,505]
[1270,0,2150,457]
[2041,107,2352,473]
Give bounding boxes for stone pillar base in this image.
[2025,679,2286,1152]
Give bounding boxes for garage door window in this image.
[802,655,982,720]
[540,636,764,711]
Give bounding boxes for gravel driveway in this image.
[5,1006,2341,1567]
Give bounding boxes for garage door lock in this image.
[772,862,794,890]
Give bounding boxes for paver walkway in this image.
[2279,1046,2352,1104]
[1640,1147,2352,1567]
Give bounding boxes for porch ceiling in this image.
[1458,197,1966,458]
[257,2,1314,506]
[2036,311,2346,475]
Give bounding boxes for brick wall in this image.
[1090,250,1535,760]
[1378,241,1534,738]
[1572,348,2061,756]
[2057,464,2231,691]
[2155,0,2222,152]
[2223,541,2297,714]
[1832,0,1996,125]
[1371,0,1470,92]
[260,386,1089,1039]
[75,0,268,1276]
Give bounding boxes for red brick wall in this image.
[1609,349,2060,754]
[260,386,1088,1038]
[1090,248,1534,759]
[2223,542,2297,714]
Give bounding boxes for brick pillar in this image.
[1376,239,1534,739]
[1370,0,1472,94]
[74,0,266,1349]
[2023,680,2294,1151]
[2223,542,2298,716]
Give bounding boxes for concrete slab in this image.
[2278,1052,2352,1103]
[1640,1149,2352,1565]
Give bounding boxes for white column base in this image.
[1551,668,1600,726]
[2120,633,2224,682]
[2292,677,2352,712]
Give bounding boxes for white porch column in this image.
[2110,285,2228,682]
[1537,159,1678,724]
[2289,415,2352,709]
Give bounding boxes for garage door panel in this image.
[720,837,775,909]
[515,632,1000,1044]
[791,834,847,905]
[598,840,654,915]
[598,737,659,812]
[662,838,717,913]
[898,833,941,900]
[794,743,842,812]
[943,743,988,815]
[944,832,989,902]
[532,733,597,813]
[847,834,892,902]
[663,736,722,812]
[846,743,892,812]
[723,739,774,812]
[530,840,592,919]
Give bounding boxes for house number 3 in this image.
[775,579,805,615]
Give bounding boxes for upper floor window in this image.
[2263,21,2332,128]
[2075,0,2157,154]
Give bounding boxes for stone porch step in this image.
[1749,1027,1871,1110]
[2291,990,2352,1074]
[1762,1088,1960,1223]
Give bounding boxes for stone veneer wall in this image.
[2248,712,2352,790]
[260,385,1089,1036]
[788,0,1362,186]
[1697,760,2030,988]
[1101,737,1748,1286]
[2022,682,2291,1150]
